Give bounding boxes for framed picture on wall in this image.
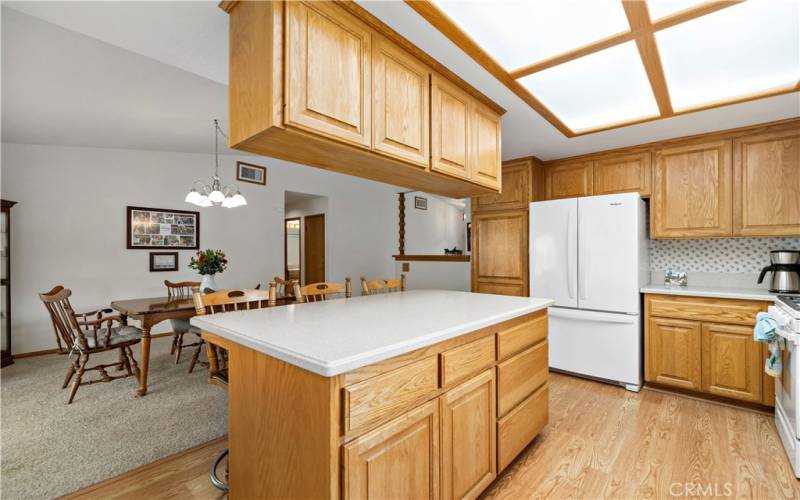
[127,206,199,249]
[149,252,178,272]
[236,161,267,185]
[414,196,427,210]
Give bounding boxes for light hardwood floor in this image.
[63,373,800,499]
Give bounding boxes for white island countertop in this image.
[191,290,553,377]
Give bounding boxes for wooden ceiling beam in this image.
[623,1,673,116]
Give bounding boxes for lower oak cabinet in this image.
[440,369,496,499]
[343,400,440,499]
[341,311,549,500]
[644,294,772,406]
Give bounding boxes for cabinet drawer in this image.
[497,312,547,360]
[646,294,766,326]
[343,356,438,436]
[497,340,548,417]
[440,335,495,387]
[497,382,548,471]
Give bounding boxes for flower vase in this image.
[200,274,218,293]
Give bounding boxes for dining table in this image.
[111,293,295,396]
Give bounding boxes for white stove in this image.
[769,295,800,478]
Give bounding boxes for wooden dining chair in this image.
[41,285,70,354]
[192,283,278,385]
[192,283,278,493]
[360,275,406,295]
[273,276,295,297]
[38,286,142,404]
[292,277,352,303]
[164,280,201,366]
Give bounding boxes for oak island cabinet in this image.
[192,290,552,499]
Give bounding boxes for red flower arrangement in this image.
[189,249,228,275]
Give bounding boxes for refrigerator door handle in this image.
[549,307,637,324]
[577,202,587,301]
[567,206,576,299]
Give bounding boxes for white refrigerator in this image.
[530,192,649,391]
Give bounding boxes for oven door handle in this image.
[776,326,800,346]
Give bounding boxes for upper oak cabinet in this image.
[474,159,531,212]
[285,1,372,148]
[432,74,502,191]
[431,74,472,181]
[372,35,430,167]
[544,160,593,199]
[593,151,652,197]
[471,102,502,190]
[652,139,732,239]
[224,0,504,198]
[733,128,800,237]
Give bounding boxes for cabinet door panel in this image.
[593,152,652,197]
[701,323,762,402]
[652,139,732,238]
[343,400,439,499]
[432,74,471,180]
[545,161,593,199]
[733,128,800,236]
[471,103,501,190]
[286,1,371,147]
[474,159,531,212]
[372,36,429,167]
[471,210,528,296]
[645,317,702,390]
[440,370,496,500]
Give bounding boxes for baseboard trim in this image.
[12,332,175,360]
[643,383,774,416]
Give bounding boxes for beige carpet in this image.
[1,337,227,499]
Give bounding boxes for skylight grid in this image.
[517,41,660,132]
[646,0,708,21]
[430,0,631,71]
[656,0,800,110]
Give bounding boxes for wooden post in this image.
[398,193,405,256]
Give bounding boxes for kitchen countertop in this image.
[191,289,553,377]
[640,284,798,301]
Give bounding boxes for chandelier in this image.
[184,119,247,208]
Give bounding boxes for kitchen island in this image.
[192,290,552,499]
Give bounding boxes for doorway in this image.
[284,218,301,282]
[284,191,328,285]
[304,214,325,284]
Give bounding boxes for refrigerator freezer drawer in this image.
[548,307,641,387]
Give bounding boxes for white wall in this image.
[404,192,468,255]
[1,143,398,354]
[394,261,470,291]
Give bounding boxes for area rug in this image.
[1,337,227,499]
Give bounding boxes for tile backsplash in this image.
[649,237,800,273]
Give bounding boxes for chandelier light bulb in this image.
[208,190,225,204]
[184,189,201,205]
[231,193,247,207]
[221,196,235,208]
[196,195,212,207]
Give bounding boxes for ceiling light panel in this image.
[646,0,709,21]
[431,0,631,71]
[656,0,800,110]
[517,41,660,132]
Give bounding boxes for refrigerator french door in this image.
[531,192,647,390]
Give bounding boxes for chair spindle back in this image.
[360,275,406,295]
[292,278,352,303]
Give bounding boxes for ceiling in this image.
[2,1,799,162]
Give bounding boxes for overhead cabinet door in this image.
[285,1,371,148]
[431,74,471,180]
[545,161,593,200]
[652,139,732,238]
[592,151,652,197]
[471,102,502,190]
[733,128,800,236]
[372,35,430,167]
